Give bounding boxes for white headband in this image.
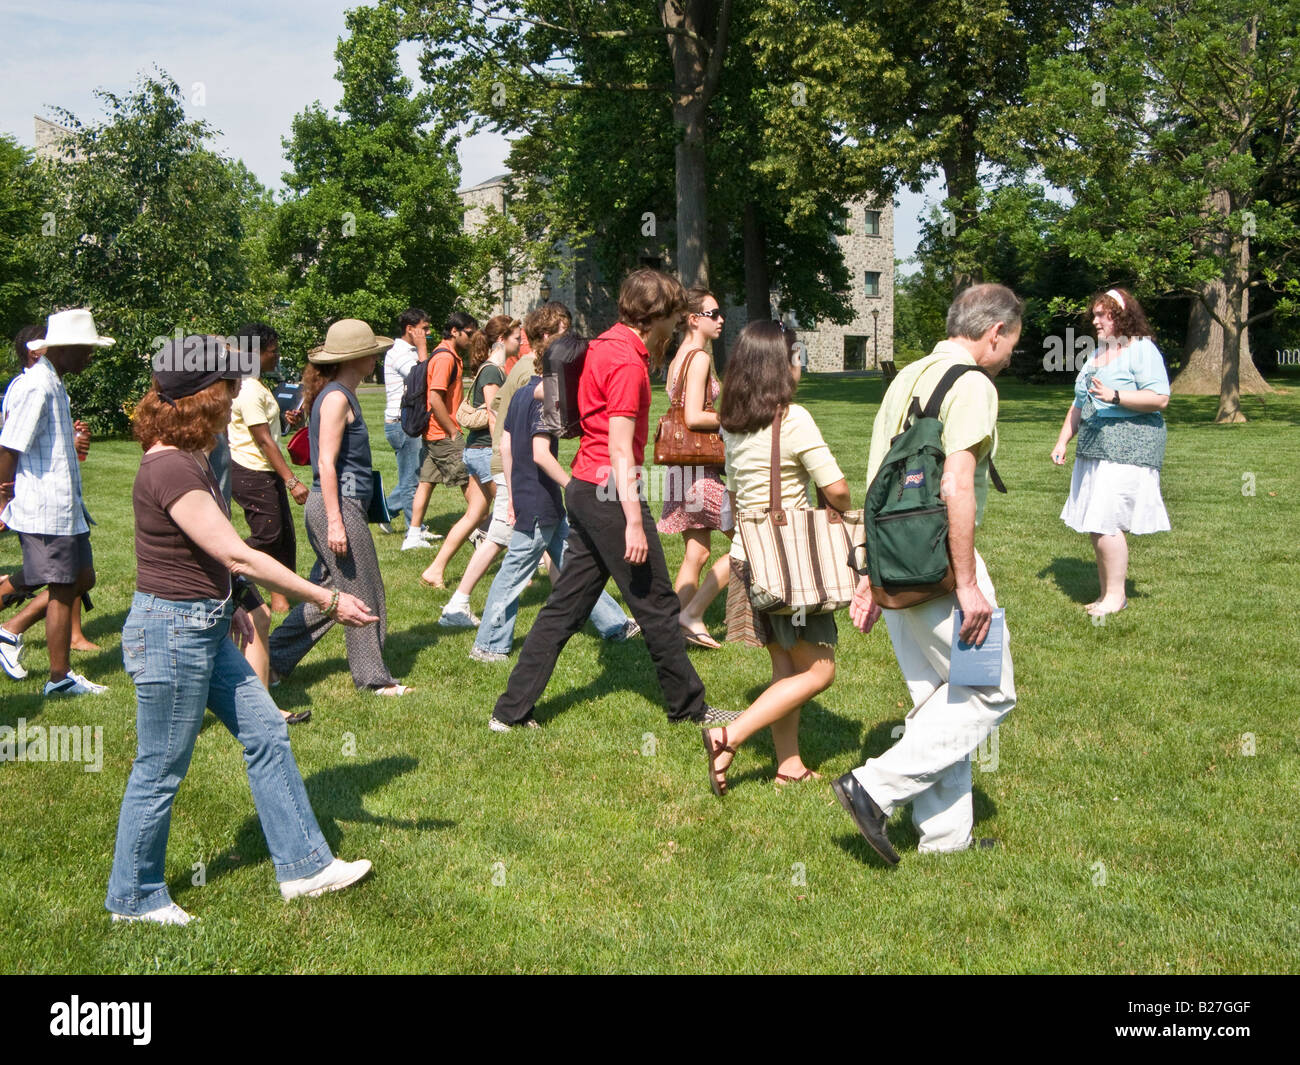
[1105,288,1126,310]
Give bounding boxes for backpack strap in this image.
[917,362,1009,494]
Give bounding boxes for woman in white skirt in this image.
[1051,287,1170,617]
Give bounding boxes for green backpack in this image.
[859,363,1005,608]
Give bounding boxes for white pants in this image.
[853,551,1015,853]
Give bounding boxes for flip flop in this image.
[681,626,721,650]
[375,684,415,697]
[420,576,445,590]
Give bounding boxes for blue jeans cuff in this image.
[105,885,173,917]
[274,842,334,883]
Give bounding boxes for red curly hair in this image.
[134,378,236,451]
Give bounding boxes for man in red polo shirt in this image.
[491,269,732,730]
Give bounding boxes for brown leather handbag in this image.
[653,349,726,467]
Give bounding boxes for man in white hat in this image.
[0,308,112,696]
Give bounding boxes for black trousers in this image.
[231,463,296,573]
[492,477,707,725]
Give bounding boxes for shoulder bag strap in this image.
[671,349,707,408]
[769,408,785,522]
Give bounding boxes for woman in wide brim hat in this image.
[268,320,414,696]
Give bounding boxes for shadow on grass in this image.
[191,754,453,892]
[1037,556,1144,607]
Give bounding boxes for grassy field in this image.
[1,369,1297,974]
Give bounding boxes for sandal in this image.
[281,708,312,725]
[420,575,445,590]
[774,768,822,787]
[702,727,737,797]
[375,684,415,697]
[681,625,721,650]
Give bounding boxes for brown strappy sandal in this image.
[702,727,737,797]
[774,768,823,788]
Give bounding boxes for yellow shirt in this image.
[866,341,999,526]
[722,403,845,563]
[228,376,280,473]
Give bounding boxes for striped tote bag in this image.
[734,411,865,615]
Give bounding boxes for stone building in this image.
[457,174,894,370]
[33,115,78,163]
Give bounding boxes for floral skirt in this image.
[657,465,732,534]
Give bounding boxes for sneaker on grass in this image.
[0,627,27,680]
[44,671,107,696]
[439,608,481,629]
[111,902,195,926]
[280,857,373,900]
[488,715,540,732]
[469,646,508,663]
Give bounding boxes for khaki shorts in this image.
[419,437,469,486]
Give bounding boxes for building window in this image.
[864,209,881,236]
[864,271,881,297]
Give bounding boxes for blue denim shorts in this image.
[463,445,493,485]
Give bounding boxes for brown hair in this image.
[718,321,797,434]
[1089,287,1153,340]
[467,332,492,373]
[483,314,520,349]
[134,378,236,451]
[300,362,342,418]
[618,269,687,332]
[685,288,716,316]
[523,302,572,349]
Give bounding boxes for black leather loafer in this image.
[832,772,900,865]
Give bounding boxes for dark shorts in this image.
[419,437,469,487]
[725,556,838,650]
[18,531,94,587]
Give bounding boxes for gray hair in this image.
[946,283,1024,341]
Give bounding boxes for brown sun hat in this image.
[307,319,394,364]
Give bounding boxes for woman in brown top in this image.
[106,347,378,926]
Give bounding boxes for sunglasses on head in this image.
[694,308,724,320]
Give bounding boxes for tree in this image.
[748,0,1093,291]
[271,3,466,360]
[409,0,855,326]
[1025,0,1299,421]
[0,135,47,343]
[31,75,261,431]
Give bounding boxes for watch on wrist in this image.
[1110,389,1121,404]
[286,475,300,488]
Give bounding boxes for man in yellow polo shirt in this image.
[834,283,1021,864]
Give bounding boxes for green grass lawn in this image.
[1,371,1297,973]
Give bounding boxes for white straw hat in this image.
[28,309,115,351]
[307,319,393,364]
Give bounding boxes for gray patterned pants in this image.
[269,493,395,690]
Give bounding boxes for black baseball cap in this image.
[152,335,254,402]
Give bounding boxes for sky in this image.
[1,0,936,264]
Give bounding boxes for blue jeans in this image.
[475,517,628,655]
[384,420,421,525]
[106,593,333,915]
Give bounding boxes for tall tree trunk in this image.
[1172,192,1272,415]
[662,0,730,290]
[941,116,982,293]
[742,201,770,321]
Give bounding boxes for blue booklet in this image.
[950,608,1005,687]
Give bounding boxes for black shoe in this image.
[832,772,900,865]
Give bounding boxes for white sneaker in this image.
[417,525,442,541]
[44,671,107,696]
[400,533,430,551]
[378,521,394,534]
[280,857,373,900]
[0,627,27,680]
[111,902,195,926]
[439,608,481,629]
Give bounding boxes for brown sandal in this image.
[702,727,737,797]
[774,768,822,787]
